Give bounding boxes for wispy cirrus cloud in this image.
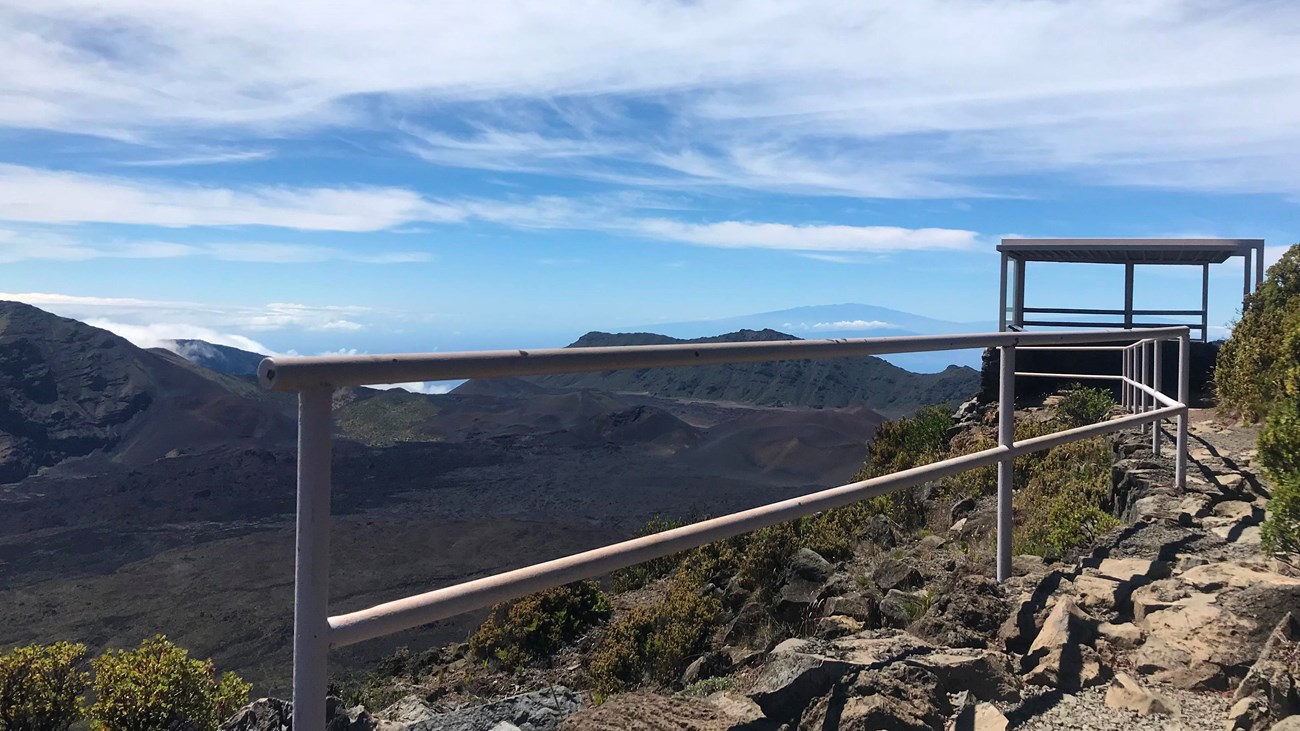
[0,228,433,264]
[115,149,274,167]
[5,2,1300,197]
[631,220,977,253]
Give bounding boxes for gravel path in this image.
[1009,685,1231,731]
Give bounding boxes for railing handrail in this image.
[270,326,1192,730]
[257,326,1190,391]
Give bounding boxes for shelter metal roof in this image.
[997,238,1262,265]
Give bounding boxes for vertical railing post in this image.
[293,386,334,731]
[1120,347,1128,412]
[1138,340,1148,433]
[1123,346,1132,412]
[996,343,1015,583]
[1152,339,1162,456]
[1175,334,1190,490]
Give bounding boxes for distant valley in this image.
[0,301,979,694]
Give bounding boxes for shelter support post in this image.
[1244,248,1253,301]
[999,252,1009,331]
[1201,264,1210,343]
[1124,263,1135,330]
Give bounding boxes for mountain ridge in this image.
[0,301,294,483]
[459,328,979,419]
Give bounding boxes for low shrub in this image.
[611,517,687,592]
[1260,400,1300,482]
[469,581,611,670]
[0,642,88,731]
[1261,474,1300,558]
[588,579,721,696]
[88,636,250,731]
[1055,384,1115,427]
[1014,436,1118,558]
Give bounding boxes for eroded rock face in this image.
[1229,612,1300,730]
[798,663,947,731]
[910,574,1008,649]
[560,692,761,731]
[748,631,934,721]
[397,687,583,731]
[220,697,377,731]
[1131,563,1300,690]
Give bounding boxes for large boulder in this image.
[798,663,948,731]
[1020,598,1109,692]
[871,557,924,592]
[747,631,933,722]
[902,648,1021,703]
[1104,672,1177,716]
[910,574,1007,649]
[775,548,833,622]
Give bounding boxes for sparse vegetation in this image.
[87,636,250,731]
[589,571,722,696]
[610,516,688,592]
[0,642,88,731]
[469,581,611,670]
[335,390,442,447]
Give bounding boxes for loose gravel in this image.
[1009,685,1231,731]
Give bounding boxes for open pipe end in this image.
[257,357,279,390]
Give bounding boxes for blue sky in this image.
[1,0,1298,371]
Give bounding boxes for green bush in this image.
[589,578,721,696]
[855,405,953,529]
[1216,244,1300,420]
[1260,400,1300,482]
[88,636,250,731]
[469,581,611,670]
[1261,474,1300,557]
[1014,436,1118,558]
[1055,384,1115,428]
[0,642,88,731]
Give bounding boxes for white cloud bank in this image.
[0,164,462,232]
[0,292,376,350]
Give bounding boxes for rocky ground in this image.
[223,407,1300,730]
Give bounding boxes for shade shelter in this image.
[997,238,1265,342]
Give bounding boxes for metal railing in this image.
[257,326,1190,729]
[1013,306,1208,341]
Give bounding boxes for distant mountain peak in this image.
[568,329,800,349]
[493,326,979,419]
[167,339,266,378]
